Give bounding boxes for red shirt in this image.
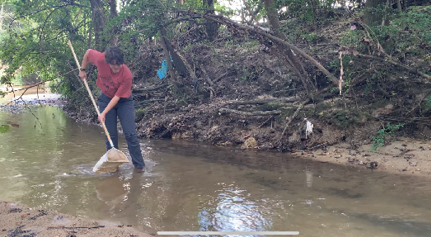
[87,49,133,98]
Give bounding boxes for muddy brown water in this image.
[1,106,431,237]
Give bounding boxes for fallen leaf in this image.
[0,125,11,133]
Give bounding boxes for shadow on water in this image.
[1,107,431,236]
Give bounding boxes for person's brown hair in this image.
[104,46,124,65]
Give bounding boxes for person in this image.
[79,46,145,172]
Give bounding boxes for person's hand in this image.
[79,70,87,81]
[98,112,106,124]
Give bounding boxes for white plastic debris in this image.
[305,118,314,139]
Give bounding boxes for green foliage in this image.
[0,124,10,133]
[135,108,147,121]
[369,6,431,58]
[371,123,404,151]
[0,0,91,97]
[244,40,259,50]
[340,30,361,46]
[426,96,431,109]
[303,33,319,44]
[279,0,316,21]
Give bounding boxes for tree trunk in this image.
[109,0,119,46]
[203,0,219,41]
[165,40,188,76]
[88,14,93,49]
[109,0,118,18]
[263,0,282,37]
[363,0,387,26]
[0,4,4,32]
[263,0,315,95]
[89,0,107,51]
[397,0,402,12]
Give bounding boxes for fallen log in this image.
[132,83,169,93]
[223,97,300,105]
[219,108,281,116]
[47,225,105,230]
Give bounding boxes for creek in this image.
[0,105,431,236]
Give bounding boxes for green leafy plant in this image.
[366,6,431,60]
[371,123,404,151]
[426,95,431,108]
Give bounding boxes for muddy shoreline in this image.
[0,201,151,237]
[294,137,431,177]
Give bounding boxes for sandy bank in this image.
[294,137,431,177]
[0,201,151,237]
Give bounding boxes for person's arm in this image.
[98,95,120,124]
[79,49,91,80]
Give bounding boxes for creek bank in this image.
[294,137,431,177]
[0,89,66,114]
[56,93,431,178]
[0,201,151,237]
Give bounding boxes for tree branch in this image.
[357,54,431,80]
[133,83,169,93]
[175,10,339,86]
[219,108,281,116]
[276,98,310,146]
[163,16,201,27]
[8,3,89,34]
[242,0,260,26]
[6,69,77,103]
[223,97,300,105]
[39,8,59,55]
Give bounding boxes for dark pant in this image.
[97,93,145,169]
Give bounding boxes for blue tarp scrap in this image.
[157,57,173,79]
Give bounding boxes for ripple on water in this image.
[73,164,115,177]
[57,157,157,180]
[10,174,24,179]
[197,184,272,233]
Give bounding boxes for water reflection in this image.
[95,176,128,207]
[199,184,272,234]
[305,170,313,188]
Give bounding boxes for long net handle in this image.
[68,40,114,148]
